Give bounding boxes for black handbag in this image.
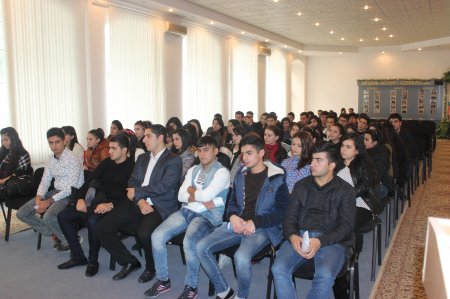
[2,175,34,198]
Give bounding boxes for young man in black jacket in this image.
[272,143,356,299]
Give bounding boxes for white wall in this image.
[306,50,450,113]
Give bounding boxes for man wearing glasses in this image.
[144,136,230,299]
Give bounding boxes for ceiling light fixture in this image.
[168,8,173,12]
[374,17,380,22]
[359,38,364,42]
[284,45,287,48]
[364,5,369,10]
[389,34,394,38]
[298,50,302,53]
[418,48,422,51]
[330,30,334,34]
[382,27,387,31]
[339,52,342,54]
[297,11,302,16]
[375,37,379,41]
[241,31,245,35]
[265,39,269,42]
[210,21,214,25]
[315,22,320,26]
[273,0,279,3]
[381,51,385,54]
[341,37,345,41]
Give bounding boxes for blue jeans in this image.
[16,191,70,244]
[152,208,216,288]
[196,224,270,298]
[272,231,346,299]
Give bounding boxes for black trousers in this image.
[136,209,163,271]
[355,207,373,253]
[57,204,105,263]
[95,201,141,266]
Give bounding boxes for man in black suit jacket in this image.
[95,124,182,282]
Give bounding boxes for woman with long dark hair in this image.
[327,123,345,151]
[61,126,84,161]
[281,131,313,193]
[264,125,287,164]
[0,127,32,185]
[166,117,183,131]
[171,128,195,178]
[108,120,123,140]
[189,119,203,140]
[337,133,381,253]
[84,128,110,173]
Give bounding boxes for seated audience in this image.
[61,126,84,162]
[256,112,269,133]
[338,113,349,128]
[225,119,240,145]
[145,136,230,298]
[272,143,355,299]
[264,125,287,164]
[17,127,84,251]
[281,131,313,193]
[188,119,204,142]
[204,130,231,170]
[197,133,289,299]
[171,128,195,179]
[84,128,110,173]
[56,134,134,276]
[95,125,182,282]
[281,117,291,144]
[228,126,247,183]
[122,129,145,162]
[0,127,32,186]
[357,113,370,135]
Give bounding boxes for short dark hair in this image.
[287,112,295,117]
[197,135,218,148]
[235,111,244,117]
[240,132,265,152]
[365,128,383,144]
[358,113,370,123]
[246,111,254,117]
[109,133,130,149]
[134,120,145,128]
[313,142,339,165]
[47,127,65,140]
[348,112,357,119]
[233,126,247,137]
[300,112,307,117]
[339,113,349,120]
[267,112,277,120]
[149,124,167,144]
[388,113,402,122]
[214,113,222,119]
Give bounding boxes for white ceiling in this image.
[114,0,450,55]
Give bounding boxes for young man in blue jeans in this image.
[144,136,230,299]
[271,143,356,299]
[197,133,289,299]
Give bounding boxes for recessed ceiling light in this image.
[284,45,287,48]
[265,39,269,42]
[339,52,342,54]
[382,27,387,31]
[241,31,245,35]
[298,50,302,53]
[381,51,385,54]
[168,8,174,12]
[375,37,379,41]
[374,17,380,22]
[273,0,279,2]
[297,11,302,16]
[418,48,422,51]
[389,34,394,38]
[359,38,364,42]
[315,22,320,26]
[330,30,334,34]
[341,37,345,41]
[210,21,214,25]
[364,5,369,10]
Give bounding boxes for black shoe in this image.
[85,262,99,277]
[138,269,156,283]
[112,260,141,280]
[216,288,236,299]
[144,279,171,298]
[57,257,88,269]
